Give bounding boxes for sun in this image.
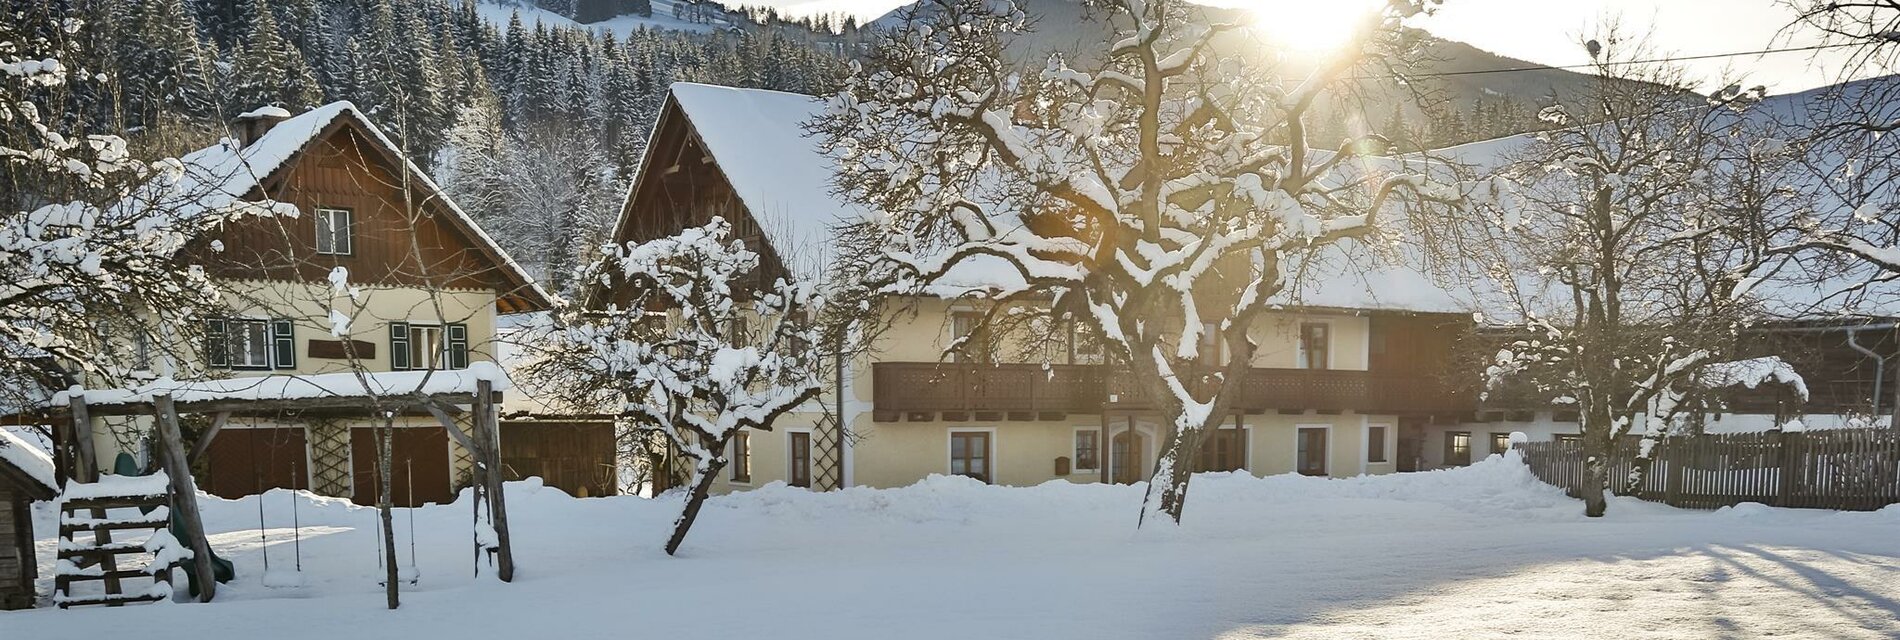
[1243,0,1382,54]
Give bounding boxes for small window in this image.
[950,431,991,483]
[1556,433,1582,445]
[729,431,751,482]
[1068,323,1103,365]
[950,311,990,364]
[1445,431,1471,466]
[1073,429,1099,471]
[1490,432,1513,456]
[789,431,812,488]
[1298,323,1329,370]
[408,325,445,370]
[226,319,272,369]
[1367,425,1388,463]
[1196,427,1246,472]
[1197,322,1219,366]
[1553,410,1580,422]
[315,207,353,255]
[1296,427,1327,476]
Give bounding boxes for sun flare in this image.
[1244,0,1382,54]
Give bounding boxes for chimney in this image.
[233,105,293,146]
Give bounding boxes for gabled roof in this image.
[153,101,552,312]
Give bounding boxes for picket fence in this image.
[1515,429,1900,511]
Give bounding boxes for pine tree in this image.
[120,0,217,125]
[228,0,324,115]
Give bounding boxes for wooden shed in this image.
[1,433,57,610]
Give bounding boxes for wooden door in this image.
[350,427,452,507]
[1297,427,1328,476]
[1112,430,1144,484]
[788,432,812,488]
[950,431,991,483]
[204,427,309,499]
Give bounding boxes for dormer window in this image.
[316,207,353,255]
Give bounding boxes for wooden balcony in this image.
[871,362,1475,419]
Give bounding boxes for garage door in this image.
[203,427,309,499]
[349,427,452,507]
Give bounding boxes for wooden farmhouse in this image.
[0,431,56,610]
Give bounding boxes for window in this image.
[1068,323,1103,365]
[1197,426,1247,472]
[1445,431,1471,466]
[950,311,989,363]
[1298,323,1329,370]
[315,207,353,255]
[1073,429,1100,471]
[1197,322,1219,366]
[1556,433,1582,445]
[729,431,751,482]
[1296,427,1327,476]
[949,431,991,483]
[788,431,812,488]
[1367,425,1388,463]
[1490,432,1513,456]
[389,322,468,370]
[206,318,294,370]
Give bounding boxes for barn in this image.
[1,430,57,610]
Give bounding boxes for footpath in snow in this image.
[8,454,1899,639]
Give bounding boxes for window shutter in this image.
[389,322,411,370]
[205,319,228,368]
[271,319,296,369]
[447,323,469,369]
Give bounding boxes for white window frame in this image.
[407,324,446,371]
[1362,420,1392,473]
[1296,320,1333,370]
[728,430,753,485]
[227,318,273,370]
[316,207,353,255]
[786,427,814,489]
[1071,426,1101,472]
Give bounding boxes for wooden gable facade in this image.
[185,114,548,314]
[0,453,54,610]
[597,94,791,307]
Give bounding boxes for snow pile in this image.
[50,361,511,409]
[0,428,55,492]
[61,472,170,500]
[1701,355,1809,400]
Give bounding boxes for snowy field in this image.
[7,455,1899,639]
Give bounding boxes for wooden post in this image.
[154,394,217,603]
[1664,436,1683,507]
[476,381,514,582]
[69,395,96,483]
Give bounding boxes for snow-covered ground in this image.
[8,455,1899,638]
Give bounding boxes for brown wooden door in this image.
[498,421,616,497]
[949,431,991,483]
[788,432,812,488]
[350,427,452,507]
[204,428,309,499]
[1297,427,1328,476]
[1112,430,1144,484]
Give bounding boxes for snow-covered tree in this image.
[226,0,323,115]
[0,15,289,401]
[524,219,824,555]
[1457,38,1809,517]
[812,0,1463,525]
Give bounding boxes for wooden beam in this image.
[476,380,514,582]
[186,412,231,465]
[69,394,96,483]
[154,394,217,603]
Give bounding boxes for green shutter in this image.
[205,319,228,368]
[271,319,296,369]
[389,322,410,370]
[447,323,469,370]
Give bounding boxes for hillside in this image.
[475,0,733,34]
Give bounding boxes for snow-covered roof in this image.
[137,101,552,312]
[631,83,1473,314]
[48,362,511,410]
[237,105,293,120]
[0,428,56,494]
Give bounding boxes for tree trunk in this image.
[664,457,726,556]
[1580,431,1610,518]
[378,419,400,609]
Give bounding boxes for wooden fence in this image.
[1516,429,1900,511]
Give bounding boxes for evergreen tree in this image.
[227,0,324,114]
[120,0,217,125]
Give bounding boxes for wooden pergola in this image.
[6,369,521,600]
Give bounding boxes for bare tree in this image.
[811,0,1465,524]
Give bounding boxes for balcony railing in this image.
[871,362,1475,417]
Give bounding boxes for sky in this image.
[753,0,1864,94]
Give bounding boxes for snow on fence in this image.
[1516,429,1900,511]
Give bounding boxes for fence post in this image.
[1664,436,1683,507]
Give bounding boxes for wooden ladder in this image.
[52,478,176,608]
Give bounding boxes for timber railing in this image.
[1516,429,1900,511]
[870,362,1475,417]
